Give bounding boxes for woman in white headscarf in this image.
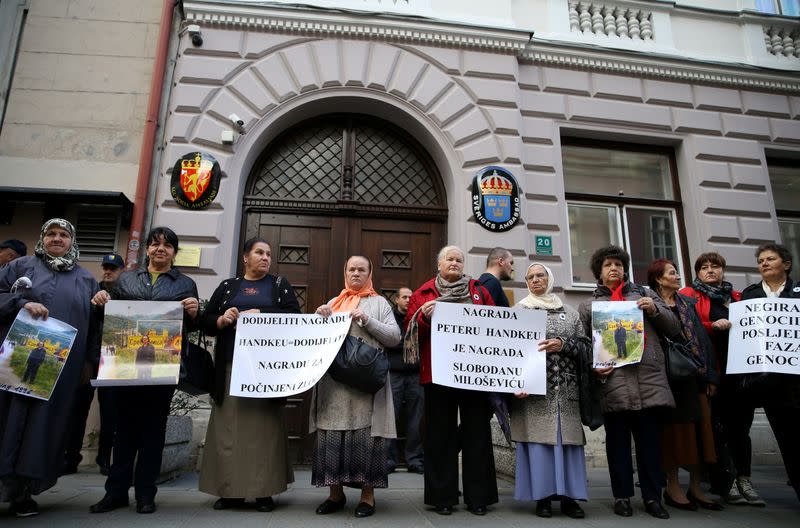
[0,218,99,517]
[510,262,590,519]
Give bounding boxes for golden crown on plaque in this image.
[181,153,202,171]
[479,171,513,196]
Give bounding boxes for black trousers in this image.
[63,383,95,468]
[723,395,800,496]
[96,387,116,466]
[21,361,42,383]
[423,384,498,507]
[104,385,175,503]
[388,372,424,469]
[604,409,664,502]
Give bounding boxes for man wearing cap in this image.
[62,253,125,475]
[100,253,125,290]
[0,239,27,267]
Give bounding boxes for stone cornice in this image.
[523,41,800,94]
[183,1,800,93]
[182,1,530,53]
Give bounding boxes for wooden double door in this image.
[243,211,445,463]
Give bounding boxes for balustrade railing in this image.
[568,1,653,41]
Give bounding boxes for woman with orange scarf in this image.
[311,255,401,518]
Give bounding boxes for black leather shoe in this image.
[561,498,585,519]
[136,502,156,514]
[663,491,697,511]
[354,501,375,518]
[434,505,453,515]
[535,499,552,518]
[89,495,129,513]
[614,498,633,517]
[645,500,670,519]
[213,497,245,510]
[315,498,346,514]
[255,497,275,512]
[686,491,723,511]
[467,504,487,516]
[407,465,425,474]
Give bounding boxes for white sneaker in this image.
[737,478,766,507]
[724,481,747,505]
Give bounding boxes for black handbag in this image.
[575,336,604,430]
[662,336,704,382]
[328,335,389,394]
[178,332,215,395]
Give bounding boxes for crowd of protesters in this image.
[0,223,797,519]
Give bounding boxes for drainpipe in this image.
[125,0,175,270]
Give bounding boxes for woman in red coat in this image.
[678,252,746,505]
[404,245,497,516]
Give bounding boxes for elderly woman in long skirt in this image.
[511,262,590,518]
[311,255,400,518]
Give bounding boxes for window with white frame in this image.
[562,140,687,287]
[755,0,800,16]
[767,159,800,264]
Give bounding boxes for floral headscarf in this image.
[34,218,79,272]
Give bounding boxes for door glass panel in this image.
[563,146,673,200]
[625,207,679,283]
[569,204,620,285]
[779,219,800,265]
[768,164,800,213]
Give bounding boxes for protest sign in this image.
[0,309,77,400]
[430,302,547,394]
[94,300,184,386]
[230,312,351,398]
[591,301,644,368]
[727,298,800,375]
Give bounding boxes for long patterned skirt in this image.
[312,427,388,488]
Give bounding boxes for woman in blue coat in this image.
[0,218,99,517]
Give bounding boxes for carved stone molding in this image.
[522,43,800,94]
[183,1,529,53]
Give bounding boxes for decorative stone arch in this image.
[157,31,511,290]
[243,113,448,219]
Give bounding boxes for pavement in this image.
[8,465,798,527]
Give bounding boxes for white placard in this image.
[430,302,547,394]
[230,312,351,397]
[727,298,800,375]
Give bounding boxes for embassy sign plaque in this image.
[471,166,520,232]
[170,152,221,210]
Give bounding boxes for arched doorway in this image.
[242,114,447,462]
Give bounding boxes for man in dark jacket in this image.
[22,342,47,383]
[614,322,628,358]
[386,287,424,473]
[478,247,512,307]
[135,335,156,379]
[62,253,125,476]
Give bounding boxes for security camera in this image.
[229,113,245,127]
[187,24,203,47]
